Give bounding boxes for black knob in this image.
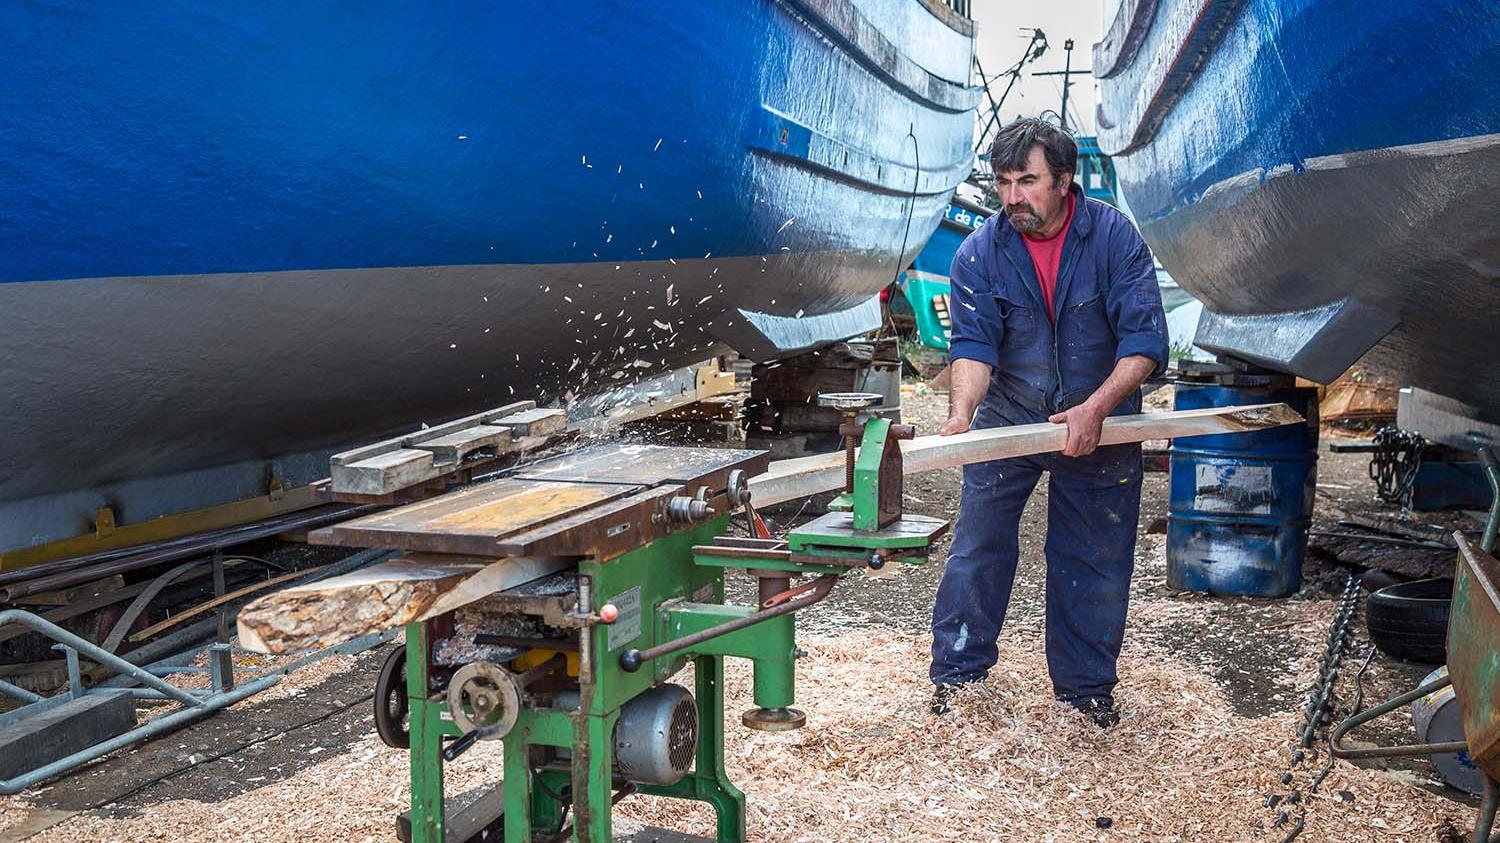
[620,649,643,672]
[443,730,482,762]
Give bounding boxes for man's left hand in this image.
[1047,402,1108,457]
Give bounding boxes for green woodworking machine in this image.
[311,393,946,843]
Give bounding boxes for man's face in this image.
[995,145,1071,234]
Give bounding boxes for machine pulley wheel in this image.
[374,645,410,749]
[447,661,523,740]
[726,469,749,508]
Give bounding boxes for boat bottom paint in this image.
[1133,133,1500,425]
[0,251,893,553]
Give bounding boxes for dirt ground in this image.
[0,383,1481,842]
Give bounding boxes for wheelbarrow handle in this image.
[1330,674,1468,759]
[1481,446,1500,555]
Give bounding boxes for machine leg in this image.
[502,735,534,843]
[696,656,746,843]
[572,711,618,842]
[407,622,446,843]
[643,656,746,842]
[1476,776,1500,843]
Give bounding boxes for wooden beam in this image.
[235,555,573,654]
[748,402,1304,507]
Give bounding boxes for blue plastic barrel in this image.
[1166,380,1319,597]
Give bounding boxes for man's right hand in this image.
[940,359,991,437]
[938,415,970,436]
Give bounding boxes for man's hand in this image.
[1048,356,1157,457]
[1048,401,1108,457]
[938,414,971,436]
[940,358,992,437]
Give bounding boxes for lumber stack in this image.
[329,401,566,497]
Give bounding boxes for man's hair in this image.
[989,117,1077,185]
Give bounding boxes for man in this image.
[929,118,1168,727]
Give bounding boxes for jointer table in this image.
[305,401,946,843]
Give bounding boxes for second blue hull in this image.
[1094,0,1500,428]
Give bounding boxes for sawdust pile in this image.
[13,619,1469,843]
[617,629,1468,842]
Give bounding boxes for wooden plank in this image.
[414,425,512,464]
[417,555,576,622]
[309,478,637,556]
[11,575,125,607]
[748,402,1305,507]
[490,408,567,438]
[236,555,574,654]
[330,401,536,466]
[331,449,436,496]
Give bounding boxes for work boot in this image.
[1071,697,1120,729]
[930,683,965,715]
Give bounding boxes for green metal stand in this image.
[403,521,756,843]
[397,417,946,843]
[639,656,746,841]
[408,620,460,843]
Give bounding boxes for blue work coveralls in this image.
[930,183,1168,706]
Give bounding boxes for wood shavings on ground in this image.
[615,628,1468,842]
[13,619,1469,843]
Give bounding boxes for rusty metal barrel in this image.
[1166,367,1319,597]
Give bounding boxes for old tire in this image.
[1366,578,1452,664]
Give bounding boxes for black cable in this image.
[886,125,921,290]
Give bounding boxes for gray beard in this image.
[1008,211,1043,232]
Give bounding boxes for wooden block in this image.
[490,407,566,437]
[0,691,135,779]
[331,449,436,496]
[414,425,512,465]
[397,785,504,843]
[331,401,536,466]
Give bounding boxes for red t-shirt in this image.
[1020,193,1076,323]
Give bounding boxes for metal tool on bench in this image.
[300,393,947,843]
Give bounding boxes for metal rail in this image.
[0,505,369,600]
[0,548,397,793]
[0,615,395,795]
[618,575,837,672]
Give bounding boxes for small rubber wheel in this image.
[1366,578,1452,664]
[374,645,410,749]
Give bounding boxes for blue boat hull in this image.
[1094,0,1500,431]
[0,0,977,553]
